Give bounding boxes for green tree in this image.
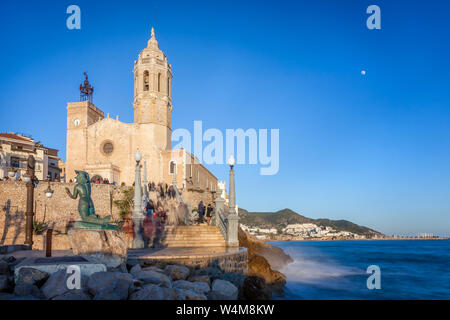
[113,187,134,220]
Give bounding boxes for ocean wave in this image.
[280,247,363,284]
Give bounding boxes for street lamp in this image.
[132,149,145,249]
[228,155,236,214]
[45,180,54,199]
[142,160,149,209]
[225,155,239,246]
[25,155,36,246]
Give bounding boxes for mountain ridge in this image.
[238,208,383,237]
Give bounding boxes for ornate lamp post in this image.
[228,155,236,213]
[24,155,36,246]
[44,180,54,257]
[132,149,145,249]
[226,155,239,246]
[142,160,149,209]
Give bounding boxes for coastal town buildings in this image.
[241,223,368,240]
[0,133,62,181]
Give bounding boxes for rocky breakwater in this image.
[238,228,293,297]
[0,253,242,300]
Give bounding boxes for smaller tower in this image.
[66,73,104,181]
[80,72,94,103]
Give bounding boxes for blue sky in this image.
[0,0,449,236]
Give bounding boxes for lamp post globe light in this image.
[45,180,54,199]
[135,149,142,162]
[228,155,235,168]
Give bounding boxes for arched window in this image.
[158,73,161,92]
[167,77,170,95]
[143,71,149,91]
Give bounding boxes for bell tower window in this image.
[144,71,149,91]
[167,78,170,95]
[158,73,161,92]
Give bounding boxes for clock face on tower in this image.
[73,118,81,127]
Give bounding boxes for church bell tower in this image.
[133,28,173,129]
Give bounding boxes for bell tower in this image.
[133,27,173,139]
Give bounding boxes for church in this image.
[65,28,219,198]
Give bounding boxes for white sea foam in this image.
[280,247,363,285]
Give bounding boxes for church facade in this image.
[66,28,218,195]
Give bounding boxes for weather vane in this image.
[80,72,94,103]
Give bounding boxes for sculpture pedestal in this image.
[74,221,118,230]
[68,228,127,268]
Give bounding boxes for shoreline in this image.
[267,238,450,242]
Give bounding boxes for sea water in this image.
[270,240,450,300]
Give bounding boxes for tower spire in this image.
[147,26,159,49]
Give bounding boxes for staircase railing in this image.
[216,208,228,240]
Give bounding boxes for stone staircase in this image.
[160,225,226,247]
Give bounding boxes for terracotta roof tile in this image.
[0,133,33,143]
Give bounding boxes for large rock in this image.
[247,255,286,294]
[133,270,172,288]
[242,276,271,300]
[93,277,132,300]
[129,264,142,276]
[52,290,91,300]
[0,260,9,275]
[238,228,293,270]
[175,288,207,300]
[0,275,10,292]
[173,280,210,294]
[188,275,211,286]
[41,270,72,299]
[238,228,290,295]
[15,268,49,287]
[88,272,133,300]
[14,282,45,299]
[129,284,177,300]
[68,228,127,268]
[143,266,166,273]
[209,279,238,300]
[13,268,49,298]
[164,265,190,280]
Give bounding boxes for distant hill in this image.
[238,208,383,237]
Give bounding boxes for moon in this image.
[361,70,366,75]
